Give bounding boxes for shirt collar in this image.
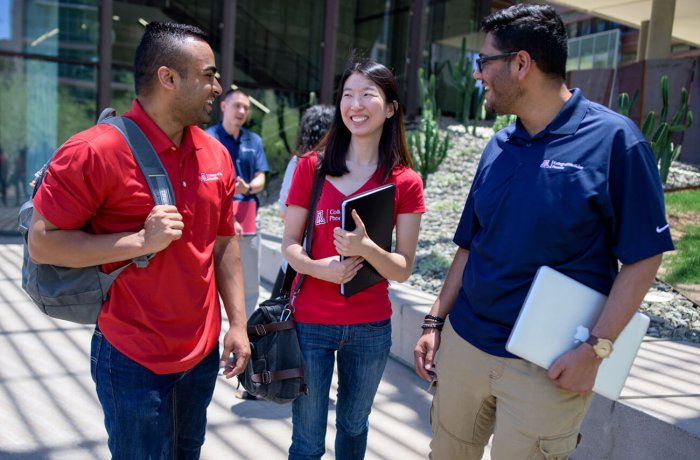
[123,99,199,153]
[215,123,249,143]
[509,88,588,141]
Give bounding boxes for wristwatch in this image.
[585,334,614,359]
[246,184,253,195]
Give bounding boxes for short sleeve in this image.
[286,154,316,209]
[34,138,108,229]
[254,136,270,173]
[609,140,674,263]
[396,168,425,214]
[452,192,478,250]
[278,156,299,213]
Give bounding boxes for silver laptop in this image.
[506,266,650,400]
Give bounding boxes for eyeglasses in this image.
[476,51,519,73]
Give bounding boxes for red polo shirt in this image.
[286,153,425,324]
[34,100,236,374]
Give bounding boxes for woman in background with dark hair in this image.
[282,60,425,459]
[269,104,335,298]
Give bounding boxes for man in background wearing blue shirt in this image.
[413,4,675,459]
[207,90,269,319]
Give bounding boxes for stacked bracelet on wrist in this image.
[421,314,445,331]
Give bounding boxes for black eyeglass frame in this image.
[476,51,519,73]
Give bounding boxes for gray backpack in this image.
[17,108,175,324]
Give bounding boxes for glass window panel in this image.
[0,55,95,203]
[578,36,593,70]
[593,36,609,68]
[235,0,324,95]
[0,0,99,60]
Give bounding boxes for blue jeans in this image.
[289,320,392,460]
[90,328,219,459]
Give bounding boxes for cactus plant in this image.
[616,90,639,117]
[617,76,692,184]
[446,37,477,126]
[641,76,693,184]
[410,68,450,186]
[417,68,438,116]
[470,86,485,136]
[408,111,450,186]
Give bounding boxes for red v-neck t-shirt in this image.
[34,99,236,374]
[286,152,425,324]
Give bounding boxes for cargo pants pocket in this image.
[537,431,580,460]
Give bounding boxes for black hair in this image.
[482,4,568,80]
[296,105,334,155]
[133,21,209,96]
[316,60,412,182]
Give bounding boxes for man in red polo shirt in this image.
[27,22,250,458]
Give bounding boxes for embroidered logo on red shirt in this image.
[199,172,223,182]
[315,209,326,225]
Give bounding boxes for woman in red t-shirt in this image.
[282,60,425,459]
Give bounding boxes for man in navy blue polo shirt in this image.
[207,89,269,320]
[414,4,674,459]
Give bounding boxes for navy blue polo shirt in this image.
[206,124,269,207]
[450,89,674,358]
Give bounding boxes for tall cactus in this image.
[616,90,639,117]
[417,68,438,116]
[617,76,692,184]
[446,37,476,126]
[409,68,450,186]
[641,76,693,184]
[408,113,450,186]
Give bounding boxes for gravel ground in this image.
[258,124,700,343]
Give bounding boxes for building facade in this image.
[0,0,498,181]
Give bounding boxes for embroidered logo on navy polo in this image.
[540,160,584,171]
[199,172,223,182]
[656,224,670,233]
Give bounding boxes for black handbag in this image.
[237,161,324,403]
[237,293,306,403]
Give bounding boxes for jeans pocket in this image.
[366,318,391,330]
[90,327,103,385]
[538,431,580,459]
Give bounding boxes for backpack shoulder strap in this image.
[99,113,176,206]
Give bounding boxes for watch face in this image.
[594,339,613,358]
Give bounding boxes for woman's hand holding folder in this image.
[333,209,374,258]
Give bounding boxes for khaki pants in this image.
[430,319,593,460]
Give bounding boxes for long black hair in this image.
[315,60,412,183]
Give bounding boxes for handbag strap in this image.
[251,367,304,384]
[282,157,324,298]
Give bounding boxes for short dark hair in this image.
[482,4,568,80]
[316,60,412,182]
[133,22,209,96]
[222,89,249,102]
[295,105,334,155]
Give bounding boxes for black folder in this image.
[339,183,396,297]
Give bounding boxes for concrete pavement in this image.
[0,239,440,460]
[3,229,700,459]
